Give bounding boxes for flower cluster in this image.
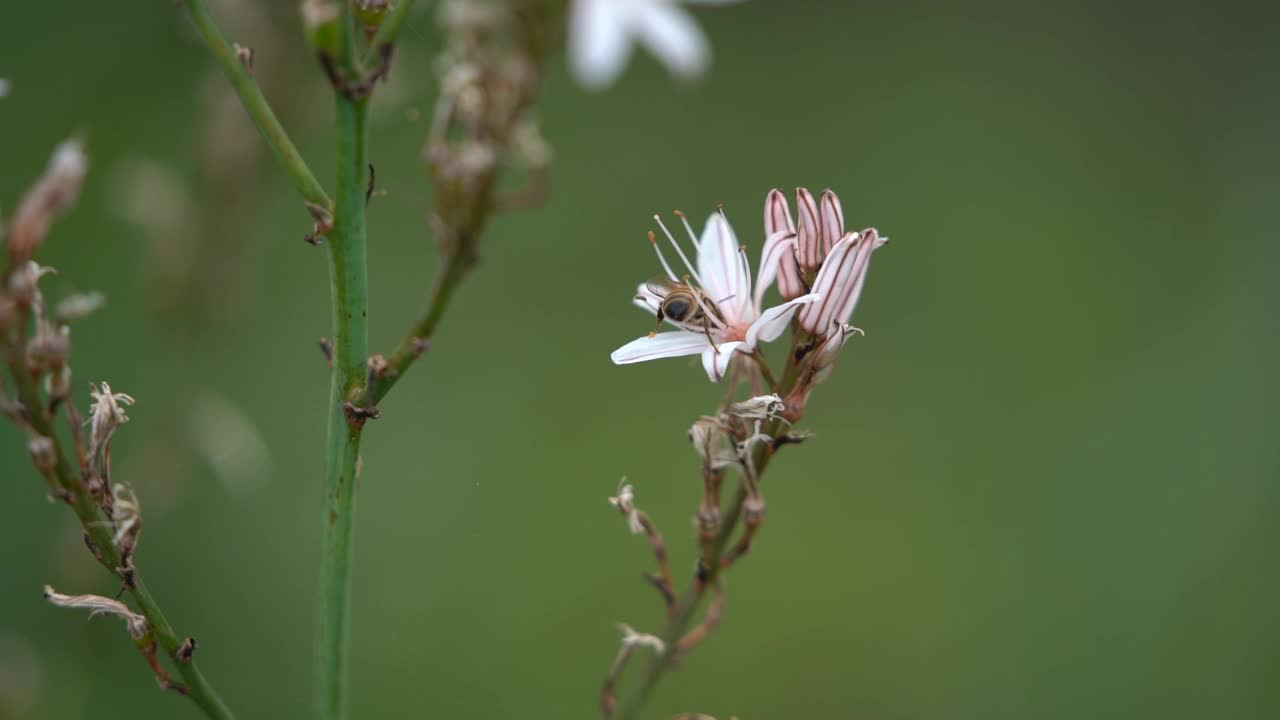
[611,188,885,385]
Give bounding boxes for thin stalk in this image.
[181,0,332,210]
[1,352,233,719]
[371,243,471,404]
[315,6,371,720]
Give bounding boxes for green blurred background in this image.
[2,0,1278,718]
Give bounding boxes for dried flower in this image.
[617,623,665,654]
[42,586,148,640]
[108,482,143,552]
[726,394,785,421]
[688,416,737,472]
[87,382,133,471]
[568,0,745,90]
[611,210,818,382]
[810,323,864,384]
[608,481,645,535]
[7,139,88,265]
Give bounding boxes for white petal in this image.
[697,212,749,320]
[753,231,796,310]
[700,340,747,382]
[569,0,635,90]
[632,1,709,80]
[746,293,819,348]
[611,331,709,365]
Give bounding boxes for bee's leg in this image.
[702,315,720,353]
[650,309,666,338]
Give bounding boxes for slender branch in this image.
[370,242,470,404]
[612,354,808,719]
[315,6,371,720]
[362,0,420,66]
[181,0,332,211]
[1,342,233,719]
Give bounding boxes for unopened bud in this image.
[8,139,88,265]
[0,296,14,331]
[301,0,342,54]
[8,261,55,306]
[45,366,72,401]
[26,325,70,372]
[357,0,390,29]
[28,436,57,472]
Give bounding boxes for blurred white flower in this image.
[610,210,816,382]
[568,0,744,90]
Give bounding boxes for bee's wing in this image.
[645,276,678,296]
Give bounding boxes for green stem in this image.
[362,0,420,65]
[613,354,807,719]
[372,242,472,405]
[2,353,233,719]
[315,7,371,720]
[182,0,332,211]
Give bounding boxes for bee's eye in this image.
[664,299,690,319]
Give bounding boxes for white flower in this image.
[568,0,744,90]
[610,209,817,382]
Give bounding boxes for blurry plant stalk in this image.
[183,0,557,718]
[605,189,884,718]
[0,141,233,718]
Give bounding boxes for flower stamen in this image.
[646,231,681,282]
[652,214,705,287]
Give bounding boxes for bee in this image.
[642,277,724,334]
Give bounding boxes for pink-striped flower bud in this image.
[762,189,804,301]
[797,228,882,336]
[795,188,822,272]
